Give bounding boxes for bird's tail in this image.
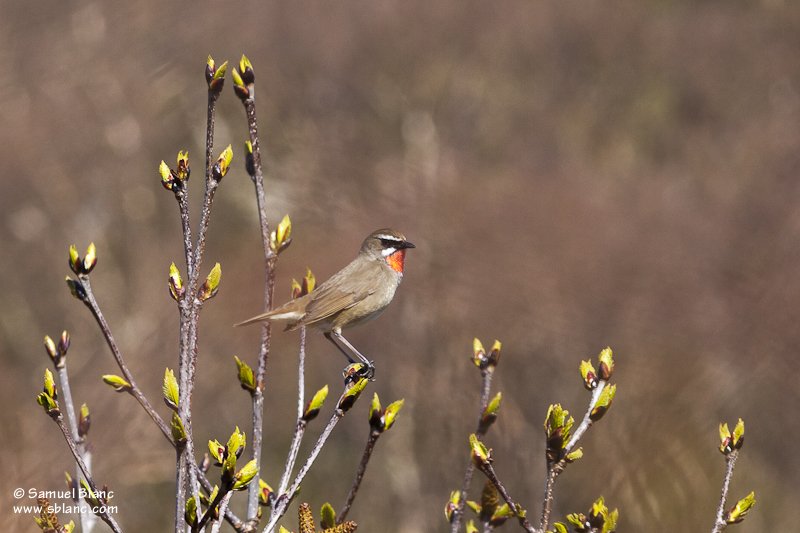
[234,308,304,327]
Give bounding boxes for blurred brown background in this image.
[2,1,798,531]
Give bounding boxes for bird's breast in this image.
[386,249,407,275]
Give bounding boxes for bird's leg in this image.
[331,331,373,367]
[324,331,356,364]
[326,331,375,379]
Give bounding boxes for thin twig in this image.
[176,190,194,279]
[76,262,249,532]
[243,92,278,523]
[82,275,181,531]
[452,368,495,532]
[55,363,96,532]
[565,382,606,453]
[477,461,536,533]
[277,418,307,499]
[337,429,381,524]
[264,409,346,533]
[295,326,307,432]
[539,381,607,532]
[210,492,234,533]
[54,414,123,533]
[175,448,187,533]
[186,181,220,299]
[187,89,222,295]
[276,327,308,498]
[55,365,80,456]
[176,297,192,526]
[538,468,558,533]
[175,188,195,531]
[243,93,272,266]
[711,451,739,533]
[174,175,194,533]
[183,89,223,322]
[195,485,229,533]
[179,87,222,522]
[198,466,246,532]
[79,277,172,443]
[181,313,203,519]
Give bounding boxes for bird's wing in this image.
[301,282,373,326]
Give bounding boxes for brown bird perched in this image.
[236,228,415,376]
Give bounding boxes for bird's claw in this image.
[360,361,376,381]
[343,361,376,384]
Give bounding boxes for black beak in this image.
[400,240,415,249]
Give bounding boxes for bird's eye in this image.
[380,238,400,248]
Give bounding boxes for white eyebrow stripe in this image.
[376,234,403,242]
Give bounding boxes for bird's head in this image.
[361,228,415,274]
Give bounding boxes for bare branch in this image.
[711,450,739,533]
[241,85,279,524]
[78,277,173,443]
[175,189,194,280]
[54,362,96,532]
[178,83,225,526]
[264,407,346,533]
[53,414,123,533]
[264,375,369,532]
[75,276,250,531]
[276,327,308,498]
[194,483,228,533]
[210,491,234,533]
[452,367,495,532]
[540,382,607,532]
[538,468,558,533]
[565,382,606,453]
[198,466,246,532]
[337,429,381,524]
[476,460,536,533]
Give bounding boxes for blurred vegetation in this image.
[3,1,799,531]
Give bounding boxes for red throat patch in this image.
[386,249,406,274]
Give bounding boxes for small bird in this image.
[236,228,415,375]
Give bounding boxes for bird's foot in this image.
[343,361,376,384]
[360,360,376,381]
